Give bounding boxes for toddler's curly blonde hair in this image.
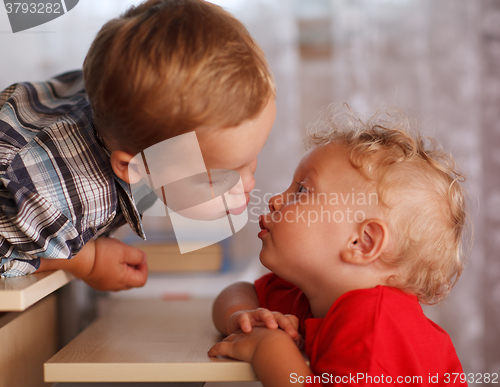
[305,105,468,304]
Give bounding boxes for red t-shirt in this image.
[255,273,466,386]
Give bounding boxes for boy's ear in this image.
[340,219,388,265]
[110,150,143,184]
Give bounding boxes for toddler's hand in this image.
[82,238,148,291]
[208,326,289,363]
[227,308,301,342]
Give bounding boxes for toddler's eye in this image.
[298,184,309,193]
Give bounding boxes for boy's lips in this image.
[228,204,246,215]
[228,194,250,215]
[258,215,269,238]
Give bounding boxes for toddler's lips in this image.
[258,215,269,238]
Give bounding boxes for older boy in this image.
[209,108,467,386]
[0,0,276,290]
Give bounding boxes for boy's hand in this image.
[82,238,148,291]
[227,308,301,343]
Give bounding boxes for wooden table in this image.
[45,299,258,385]
[0,269,73,311]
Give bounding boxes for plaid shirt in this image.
[0,71,146,277]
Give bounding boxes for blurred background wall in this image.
[1,0,499,379]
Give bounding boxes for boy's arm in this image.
[209,327,310,387]
[38,237,148,291]
[38,239,96,278]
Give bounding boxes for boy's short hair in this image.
[83,0,275,155]
[306,105,468,304]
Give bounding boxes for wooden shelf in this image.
[45,299,257,383]
[0,294,58,387]
[134,243,223,273]
[0,270,74,312]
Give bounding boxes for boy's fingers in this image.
[123,246,147,266]
[124,264,148,288]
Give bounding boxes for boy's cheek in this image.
[225,191,246,207]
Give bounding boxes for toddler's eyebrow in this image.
[294,164,319,186]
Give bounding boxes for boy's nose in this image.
[242,174,255,194]
[239,165,256,194]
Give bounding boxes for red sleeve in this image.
[254,273,313,335]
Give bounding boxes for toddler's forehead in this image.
[300,144,380,197]
[299,143,352,176]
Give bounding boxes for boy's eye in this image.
[298,184,308,193]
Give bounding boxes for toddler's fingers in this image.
[208,341,234,358]
[285,314,300,330]
[228,312,252,334]
[274,313,299,339]
[255,308,278,329]
[236,313,253,333]
[295,334,304,351]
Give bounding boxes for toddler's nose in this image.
[268,193,285,212]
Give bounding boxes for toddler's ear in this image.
[341,219,388,265]
[110,150,143,184]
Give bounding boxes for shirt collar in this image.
[114,176,147,240]
[92,119,147,240]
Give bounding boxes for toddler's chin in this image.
[258,249,273,271]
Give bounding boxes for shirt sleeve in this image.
[0,174,82,277]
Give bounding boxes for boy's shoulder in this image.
[0,70,89,157]
[0,72,145,277]
[0,71,116,216]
